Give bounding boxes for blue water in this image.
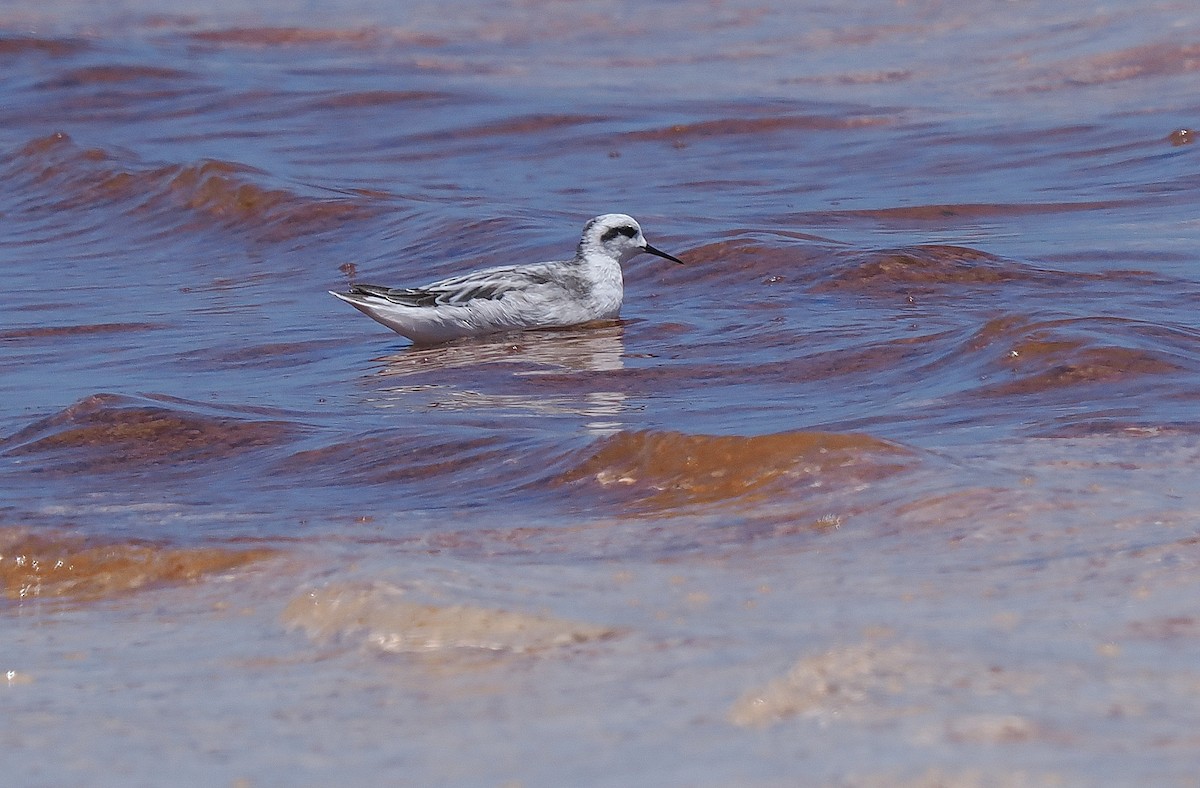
[4,1,1200,783]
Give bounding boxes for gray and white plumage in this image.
[330,213,683,345]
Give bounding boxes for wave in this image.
[1,132,374,243]
[185,25,450,48]
[0,35,88,58]
[283,582,619,655]
[0,525,275,603]
[548,428,913,515]
[621,114,892,143]
[1,393,297,475]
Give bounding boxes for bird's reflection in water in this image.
[365,322,633,435]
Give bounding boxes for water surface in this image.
[4,1,1200,784]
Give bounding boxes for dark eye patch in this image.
[600,225,639,243]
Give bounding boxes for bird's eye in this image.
[601,225,639,242]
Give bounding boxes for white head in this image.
[578,213,684,265]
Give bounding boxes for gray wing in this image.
[349,265,557,308]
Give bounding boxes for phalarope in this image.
[330,213,683,345]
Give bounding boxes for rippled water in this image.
[5,1,1200,784]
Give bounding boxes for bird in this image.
[330,213,683,345]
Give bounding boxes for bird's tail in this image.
[328,284,393,306]
[345,284,393,298]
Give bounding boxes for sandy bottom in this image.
[6,432,1200,785]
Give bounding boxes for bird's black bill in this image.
[643,243,684,265]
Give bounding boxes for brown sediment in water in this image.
[0,322,166,341]
[553,429,912,514]
[37,64,193,88]
[983,346,1181,396]
[2,393,296,473]
[674,238,814,267]
[648,237,829,288]
[283,583,620,655]
[668,240,1113,295]
[961,316,1190,397]
[309,89,457,109]
[810,244,1172,297]
[794,200,1131,226]
[1028,42,1200,91]
[0,36,89,58]
[3,133,372,240]
[786,68,914,86]
[152,159,369,233]
[815,245,1024,291]
[0,526,275,602]
[622,114,892,143]
[214,26,449,48]
[426,113,610,141]
[187,27,388,47]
